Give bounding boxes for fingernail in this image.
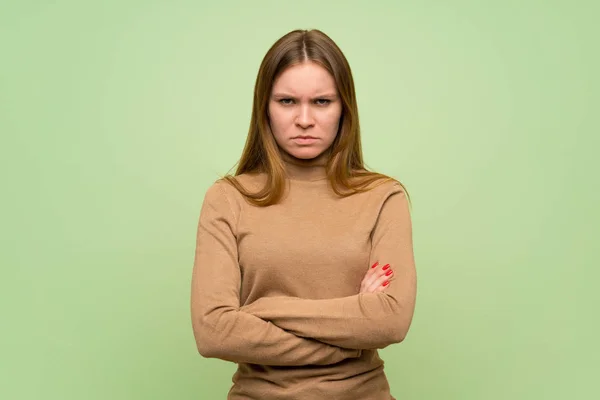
[371,262,379,269]
[385,269,393,276]
[382,264,390,270]
[382,281,390,286]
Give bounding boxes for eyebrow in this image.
[272,92,338,99]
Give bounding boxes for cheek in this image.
[321,109,342,133]
[269,108,292,130]
[268,108,284,136]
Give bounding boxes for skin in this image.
[268,61,341,165]
[360,262,394,293]
[267,61,394,292]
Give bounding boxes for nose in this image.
[295,104,315,129]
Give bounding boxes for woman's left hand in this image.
[359,261,393,293]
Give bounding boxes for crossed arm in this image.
[191,183,416,365]
[190,183,360,366]
[240,187,417,350]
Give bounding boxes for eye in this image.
[315,99,331,106]
[278,98,294,105]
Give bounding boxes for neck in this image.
[280,150,328,181]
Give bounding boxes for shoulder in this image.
[200,175,259,225]
[350,173,406,198]
[203,172,267,209]
[374,180,411,218]
[349,176,410,214]
[375,179,410,207]
[375,179,406,195]
[230,172,268,191]
[199,181,233,218]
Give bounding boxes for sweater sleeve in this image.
[239,185,417,350]
[190,182,361,366]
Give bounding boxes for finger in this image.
[366,269,394,293]
[373,282,389,293]
[360,261,380,290]
[364,276,390,293]
[369,278,390,293]
[364,263,391,289]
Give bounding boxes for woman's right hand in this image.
[359,261,394,293]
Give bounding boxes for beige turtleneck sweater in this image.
[190,157,417,400]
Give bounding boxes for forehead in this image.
[272,62,337,95]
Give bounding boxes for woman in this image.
[191,28,417,400]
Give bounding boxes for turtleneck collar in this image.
[280,150,328,182]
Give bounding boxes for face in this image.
[268,61,342,163]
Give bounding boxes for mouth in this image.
[292,136,319,145]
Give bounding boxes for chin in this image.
[287,148,323,160]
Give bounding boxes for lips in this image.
[295,136,317,139]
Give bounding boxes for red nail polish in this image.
[382,264,390,270]
[371,262,379,269]
[382,281,390,286]
[385,270,393,276]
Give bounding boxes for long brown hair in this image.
[219,29,411,207]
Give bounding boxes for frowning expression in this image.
[268,61,342,161]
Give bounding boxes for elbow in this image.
[374,323,408,349]
[191,313,223,359]
[192,308,238,360]
[379,311,412,346]
[388,324,409,344]
[381,297,413,345]
[388,313,410,343]
[195,328,235,361]
[193,325,219,359]
[197,342,222,360]
[196,343,212,358]
[194,328,216,358]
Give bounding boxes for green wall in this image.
[2,1,598,398]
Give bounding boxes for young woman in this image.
[191,28,417,400]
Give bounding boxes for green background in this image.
[2,1,598,399]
